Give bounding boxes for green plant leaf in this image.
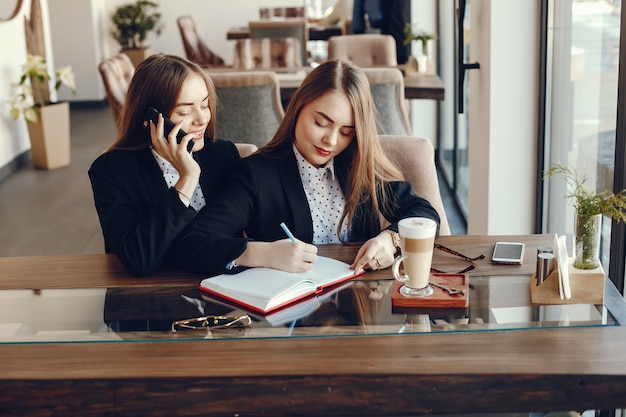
[544,162,626,223]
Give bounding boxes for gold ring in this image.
[373,258,381,268]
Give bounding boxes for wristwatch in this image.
[382,229,401,254]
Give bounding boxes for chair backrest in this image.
[177,15,225,66]
[234,142,258,158]
[207,71,285,147]
[233,38,302,70]
[98,53,135,127]
[260,7,306,18]
[284,7,306,17]
[249,19,308,66]
[327,34,397,67]
[363,67,412,136]
[378,135,451,236]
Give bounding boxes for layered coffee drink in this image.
[393,217,438,297]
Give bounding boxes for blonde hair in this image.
[262,59,403,241]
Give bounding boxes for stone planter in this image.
[122,47,153,68]
[26,101,70,170]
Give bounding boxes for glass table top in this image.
[0,274,620,344]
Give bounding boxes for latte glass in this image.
[392,217,438,297]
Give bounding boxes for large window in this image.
[543,0,621,290]
[438,0,471,223]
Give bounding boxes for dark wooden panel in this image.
[0,380,116,417]
[280,72,445,105]
[4,374,623,417]
[0,253,200,289]
[2,328,626,415]
[403,74,445,100]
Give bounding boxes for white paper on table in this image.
[555,234,571,300]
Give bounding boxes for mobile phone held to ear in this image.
[143,106,194,153]
[491,242,525,265]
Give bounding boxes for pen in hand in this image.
[280,222,297,242]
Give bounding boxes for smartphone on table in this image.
[491,242,525,265]
[143,106,194,153]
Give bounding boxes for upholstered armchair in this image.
[233,38,302,69]
[177,15,226,67]
[363,67,412,136]
[328,34,398,67]
[98,53,135,127]
[207,71,285,147]
[379,135,451,235]
[234,143,258,158]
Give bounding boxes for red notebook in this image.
[199,256,364,314]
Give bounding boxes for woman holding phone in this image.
[169,59,440,276]
[88,54,241,277]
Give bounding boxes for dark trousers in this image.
[380,0,411,64]
[351,0,382,33]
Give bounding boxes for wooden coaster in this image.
[391,273,469,309]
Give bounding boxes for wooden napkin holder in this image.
[529,257,605,305]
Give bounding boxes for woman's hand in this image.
[351,232,397,272]
[149,115,200,198]
[237,239,318,273]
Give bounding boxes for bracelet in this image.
[382,229,401,254]
[174,188,191,205]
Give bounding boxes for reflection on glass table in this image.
[0,272,620,345]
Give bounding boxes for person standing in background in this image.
[352,0,382,34]
[380,0,411,64]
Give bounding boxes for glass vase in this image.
[574,212,602,270]
[417,40,434,74]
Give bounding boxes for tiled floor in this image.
[0,106,466,258]
[0,106,114,257]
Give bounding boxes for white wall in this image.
[0,0,57,169]
[0,5,30,169]
[467,0,539,234]
[409,0,437,143]
[49,0,103,103]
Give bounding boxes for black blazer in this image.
[168,147,440,275]
[88,139,240,276]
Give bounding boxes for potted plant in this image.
[111,0,163,67]
[8,54,76,170]
[544,162,626,269]
[403,23,437,74]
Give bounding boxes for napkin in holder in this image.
[529,234,604,305]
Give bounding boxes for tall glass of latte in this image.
[392,217,438,297]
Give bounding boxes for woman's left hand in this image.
[351,232,397,272]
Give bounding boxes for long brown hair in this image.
[262,59,403,240]
[107,54,217,151]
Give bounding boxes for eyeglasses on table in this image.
[430,243,485,274]
[171,315,252,332]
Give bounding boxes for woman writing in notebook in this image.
[88,54,242,277]
[171,59,440,275]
